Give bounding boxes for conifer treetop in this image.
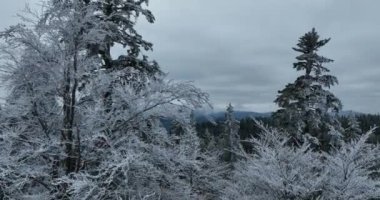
[273,28,343,150]
[292,28,335,80]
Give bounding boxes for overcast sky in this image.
[1,1,380,114]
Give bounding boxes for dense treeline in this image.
[346,114,380,142]
[197,113,380,150]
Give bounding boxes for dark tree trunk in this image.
[62,42,79,175]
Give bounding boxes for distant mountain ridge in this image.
[195,111,271,122]
[195,110,364,122]
[339,110,363,116]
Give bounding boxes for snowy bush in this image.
[223,121,380,200]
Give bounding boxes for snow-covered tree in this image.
[273,28,343,151]
[81,0,158,72]
[0,0,210,199]
[322,128,380,200]
[223,122,380,200]
[62,74,209,199]
[223,121,325,200]
[221,104,242,163]
[0,3,88,196]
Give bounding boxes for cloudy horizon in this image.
[1,0,380,114]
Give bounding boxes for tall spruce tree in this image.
[274,28,343,150]
[221,104,242,163]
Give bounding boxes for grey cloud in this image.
[2,0,380,113]
[134,0,380,113]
